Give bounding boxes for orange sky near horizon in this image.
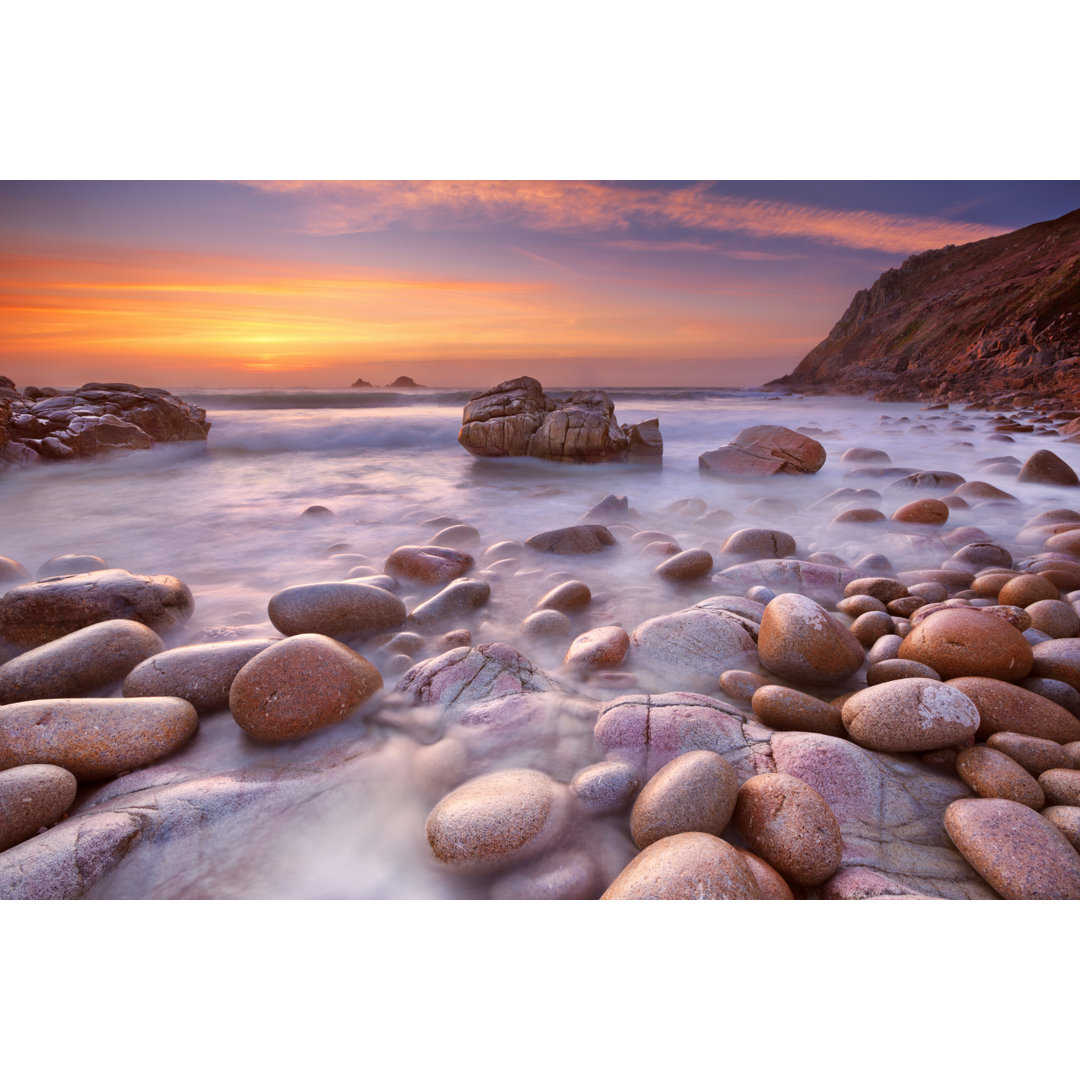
[3,180,1072,391]
[0,241,824,389]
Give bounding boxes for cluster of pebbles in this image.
[4,406,1080,899]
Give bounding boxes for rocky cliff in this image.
[771,208,1080,407]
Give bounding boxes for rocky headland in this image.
[770,207,1080,411]
[0,378,210,469]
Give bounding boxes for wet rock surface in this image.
[0,381,209,468]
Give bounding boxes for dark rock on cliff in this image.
[0,380,211,470]
[458,376,663,464]
[771,208,1080,406]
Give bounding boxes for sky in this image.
[2,179,1079,390]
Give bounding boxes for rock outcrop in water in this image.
[458,376,663,463]
[350,377,373,388]
[0,378,210,468]
[770,207,1080,407]
[387,376,422,388]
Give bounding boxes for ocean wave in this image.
[208,413,460,454]
[185,389,474,411]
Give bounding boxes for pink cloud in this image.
[241,180,1007,253]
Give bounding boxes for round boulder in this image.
[0,697,198,782]
[229,633,382,742]
[944,798,1080,899]
[841,678,979,753]
[0,619,165,704]
[0,764,78,852]
[426,768,569,869]
[756,593,865,686]
[600,832,760,899]
[629,750,738,849]
[268,582,405,639]
[733,773,843,887]
[898,608,1033,681]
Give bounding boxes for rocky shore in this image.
[0,378,210,468]
[3,400,1080,899]
[770,208,1080,410]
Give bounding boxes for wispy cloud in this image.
[241,180,1007,254]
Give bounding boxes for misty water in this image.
[2,387,1075,897]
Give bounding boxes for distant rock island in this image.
[770,207,1080,408]
[349,376,424,389]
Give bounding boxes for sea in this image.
[1,385,1073,897]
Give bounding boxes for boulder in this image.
[1016,449,1080,486]
[0,697,198,781]
[600,832,760,899]
[0,569,194,648]
[0,619,165,704]
[0,764,78,852]
[229,634,382,742]
[699,425,826,478]
[457,376,661,463]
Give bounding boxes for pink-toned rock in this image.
[718,669,769,702]
[122,638,278,715]
[944,798,1080,899]
[490,849,602,900]
[865,658,941,685]
[384,546,474,585]
[564,626,630,670]
[536,580,591,613]
[956,745,1046,808]
[699,425,826,478]
[986,731,1075,776]
[396,642,562,709]
[629,750,738,849]
[0,696,198,782]
[426,768,570,869]
[733,772,843,887]
[737,848,795,898]
[712,559,858,606]
[1042,806,1080,851]
[0,619,165,704]
[601,832,760,899]
[268,581,406,638]
[820,866,933,900]
[750,685,845,738]
[756,593,865,686]
[997,574,1060,607]
[0,557,30,586]
[1025,599,1080,638]
[0,764,78,852]
[891,499,949,526]
[1039,768,1080,807]
[946,676,1080,743]
[841,679,979,753]
[630,606,757,687]
[721,529,796,561]
[1030,638,1080,692]
[594,692,764,780]
[844,577,907,603]
[654,548,714,581]
[524,525,617,556]
[229,634,382,742]
[570,761,641,814]
[898,608,1033,681]
[0,568,193,648]
[1016,448,1080,486]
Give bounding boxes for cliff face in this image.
[773,208,1080,405]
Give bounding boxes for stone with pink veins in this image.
[594,691,995,898]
